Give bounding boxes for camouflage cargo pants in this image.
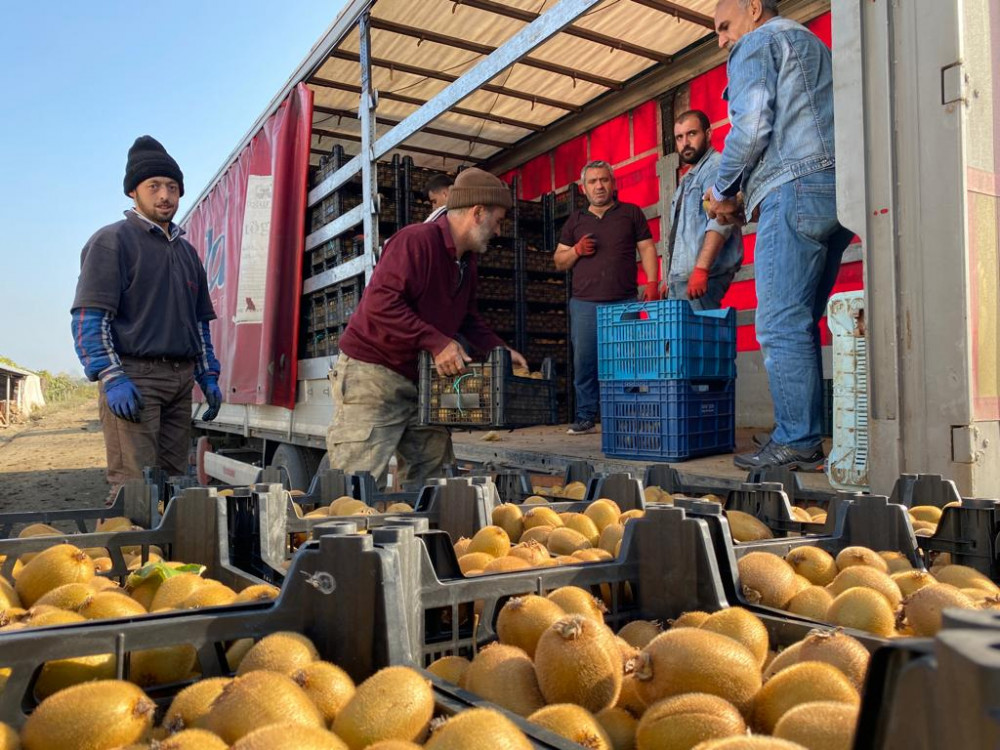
[325,354,454,489]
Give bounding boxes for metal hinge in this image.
[941,60,967,107]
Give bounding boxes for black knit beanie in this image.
[446,167,512,210]
[123,135,184,196]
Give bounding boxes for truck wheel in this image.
[271,443,318,492]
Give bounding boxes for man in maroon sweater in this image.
[327,168,528,487]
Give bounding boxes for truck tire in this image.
[270,443,319,492]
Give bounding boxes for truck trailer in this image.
[180,0,1000,497]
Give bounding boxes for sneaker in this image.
[567,419,596,435]
[733,440,825,471]
[751,431,772,448]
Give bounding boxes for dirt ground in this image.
[0,395,108,512]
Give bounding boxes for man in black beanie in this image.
[70,135,222,502]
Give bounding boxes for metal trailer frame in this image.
[833,0,1000,495]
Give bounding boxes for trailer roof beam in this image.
[310,76,544,131]
[448,0,672,64]
[628,0,715,30]
[371,0,603,161]
[369,18,623,90]
[326,50,582,112]
[311,131,470,163]
[314,104,513,149]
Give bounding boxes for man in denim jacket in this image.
[706,0,855,471]
[665,110,743,309]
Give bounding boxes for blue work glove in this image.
[104,376,144,423]
[198,375,223,422]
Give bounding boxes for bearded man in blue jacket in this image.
[705,0,855,471]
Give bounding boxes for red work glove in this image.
[640,282,661,302]
[573,233,596,257]
[687,267,710,299]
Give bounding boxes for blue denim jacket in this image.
[669,148,743,280]
[713,16,836,214]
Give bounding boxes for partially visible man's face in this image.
[131,176,180,225]
[582,167,614,208]
[469,206,506,253]
[674,117,711,165]
[429,186,450,210]
[715,0,761,52]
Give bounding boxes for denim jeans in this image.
[666,268,738,311]
[569,297,604,422]
[754,170,855,450]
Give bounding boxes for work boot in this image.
[733,440,825,471]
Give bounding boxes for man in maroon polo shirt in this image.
[326,168,528,487]
[554,160,661,435]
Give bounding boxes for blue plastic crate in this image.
[596,300,736,381]
[600,379,735,462]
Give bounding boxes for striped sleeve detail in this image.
[194,320,221,382]
[72,308,122,382]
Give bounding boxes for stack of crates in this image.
[596,299,737,461]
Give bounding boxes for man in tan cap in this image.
[327,167,528,488]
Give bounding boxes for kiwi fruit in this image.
[932,564,1000,594]
[671,611,711,628]
[585,500,623,533]
[826,588,896,636]
[634,692,746,750]
[426,655,470,685]
[462,643,545,717]
[21,679,155,750]
[692,737,810,749]
[763,642,803,681]
[535,615,623,713]
[797,630,870,692]
[129,645,199,687]
[237,631,319,676]
[79,590,149,619]
[15,544,95,606]
[483,557,532,573]
[698,608,769,667]
[633,628,762,715]
[523,507,564,530]
[546,586,606,622]
[902,583,977,636]
[835,547,888,574]
[563,481,587,500]
[33,582,93,611]
[458,553,494,575]
[492,505,524,544]
[547,528,593,555]
[467,526,511,558]
[773,700,858,750]
[149,574,206,612]
[155,728,230,749]
[617,620,662,649]
[163,677,231,733]
[528,704,612,750]
[751,661,859,733]
[228,723,347,749]
[737,553,800,609]
[332,666,435,749]
[507,541,551,566]
[596,706,637,750]
[786,586,834,620]
[233,583,281,603]
[726,511,774,542]
[424,707,532,750]
[201,670,325,743]
[292,661,356,723]
[497,595,566,658]
[827,567,902,608]
[785,547,838,586]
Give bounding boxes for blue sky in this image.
[0,1,346,376]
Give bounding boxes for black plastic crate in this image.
[675,495,923,626]
[0,545,578,749]
[0,487,264,591]
[418,347,557,428]
[853,622,1000,749]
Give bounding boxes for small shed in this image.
[0,363,45,426]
